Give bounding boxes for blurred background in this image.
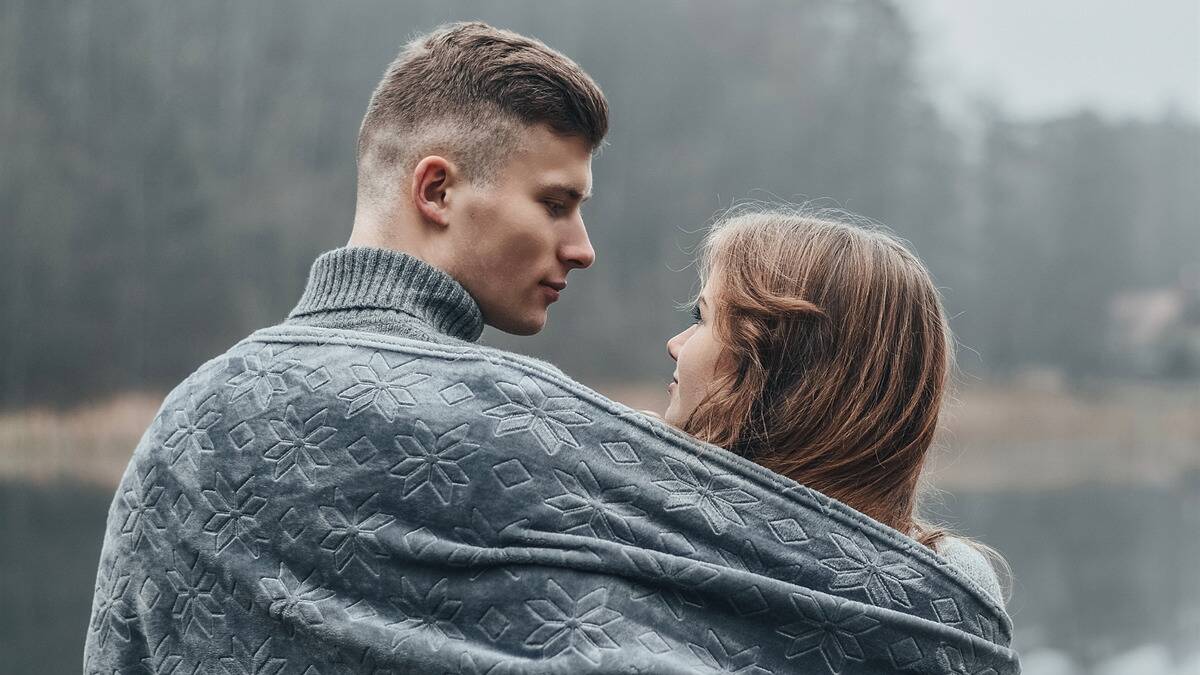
[1,1,1197,672]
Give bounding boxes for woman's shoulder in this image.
[935,535,1005,606]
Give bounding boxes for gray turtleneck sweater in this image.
[84,246,1015,674]
[286,245,488,344]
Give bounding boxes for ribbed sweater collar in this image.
[287,246,484,342]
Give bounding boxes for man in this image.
[85,22,1019,674]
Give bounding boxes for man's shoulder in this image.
[173,324,586,416]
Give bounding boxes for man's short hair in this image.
[357,21,608,198]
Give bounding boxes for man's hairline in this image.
[360,118,601,192]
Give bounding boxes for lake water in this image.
[2,475,1197,674]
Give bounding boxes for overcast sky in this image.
[902,0,1199,120]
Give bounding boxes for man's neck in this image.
[285,245,485,343]
[348,211,448,273]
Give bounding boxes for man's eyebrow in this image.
[540,183,592,202]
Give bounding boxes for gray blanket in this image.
[85,324,1019,674]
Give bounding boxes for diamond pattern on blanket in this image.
[491,458,532,488]
[600,440,641,464]
[638,630,673,655]
[440,382,475,406]
[477,606,511,641]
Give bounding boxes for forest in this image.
[2,0,1197,407]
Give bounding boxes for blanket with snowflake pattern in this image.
[84,325,1019,674]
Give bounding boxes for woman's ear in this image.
[411,155,457,229]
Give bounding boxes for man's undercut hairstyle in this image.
[357,21,608,199]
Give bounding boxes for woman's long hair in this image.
[681,208,954,547]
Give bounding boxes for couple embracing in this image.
[85,22,1018,675]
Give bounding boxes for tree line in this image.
[1,0,1196,407]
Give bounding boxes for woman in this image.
[660,207,1005,603]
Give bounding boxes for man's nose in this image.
[562,219,596,270]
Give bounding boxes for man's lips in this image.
[540,280,566,302]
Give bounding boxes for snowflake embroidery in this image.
[201,471,268,557]
[163,393,222,470]
[718,538,805,584]
[259,562,334,636]
[226,345,293,409]
[444,651,516,675]
[936,643,1002,675]
[331,647,396,675]
[141,634,204,675]
[624,549,720,619]
[119,463,166,552]
[687,628,773,674]
[448,508,529,581]
[482,376,592,455]
[386,577,465,651]
[390,420,479,504]
[218,636,287,675]
[818,532,924,608]
[264,404,337,482]
[338,352,429,421]
[524,578,622,665]
[776,591,879,674]
[166,551,225,638]
[544,460,645,543]
[652,456,759,534]
[89,559,135,646]
[318,489,395,575]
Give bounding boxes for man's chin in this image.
[486,311,548,336]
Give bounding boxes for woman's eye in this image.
[690,304,702,324]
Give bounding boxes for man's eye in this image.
[544,201,566,216]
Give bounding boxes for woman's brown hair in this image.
[681,208,953,548]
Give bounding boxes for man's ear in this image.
[411,155,458,228]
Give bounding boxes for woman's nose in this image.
[666,328,689,361]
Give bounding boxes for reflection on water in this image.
[928,475,1200,673]
[2,474,1197,674]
